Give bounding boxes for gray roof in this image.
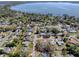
[57,33,63,36]
[57,41,64,45]
[40,32,55,36]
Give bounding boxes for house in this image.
[15,29,22,36]
[57,37,63,41]
[3,47,13,53]
[67,37,79,45]
[41,52,49,57]
[56,41,64,46]
[22,41,30,47]
[48,32,55,36]
[28,28,33,32]
[40,31,56,38]
[64,25,77,33]
[40,32,50,38]
[50,40,56,45]
[17,26,21,29]
[57,33,64,37]
[63,30,68,36]
[56,37,64,46]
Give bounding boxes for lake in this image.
[10,2,79,17]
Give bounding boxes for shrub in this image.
[76,35,79,39]
[5,42,16,47]
[0,49,5,54]
[63,37,68,42]
[35,39,54,53]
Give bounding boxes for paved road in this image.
[32,26,37,57]
[32,34,37,57]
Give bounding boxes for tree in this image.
[75,47,79,56]
[0,49,5,54]
[5,42,16,47]
[8,40,22,57]
[51,28,60,34]
[63,37,68,42]
[35,39,54,57]
[62,48,67,56]
[76,35,79,39]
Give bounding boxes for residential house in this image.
[67,37,79,45]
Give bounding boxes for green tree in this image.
[51,28,60,34]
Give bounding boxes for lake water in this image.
[10,2,79,17]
